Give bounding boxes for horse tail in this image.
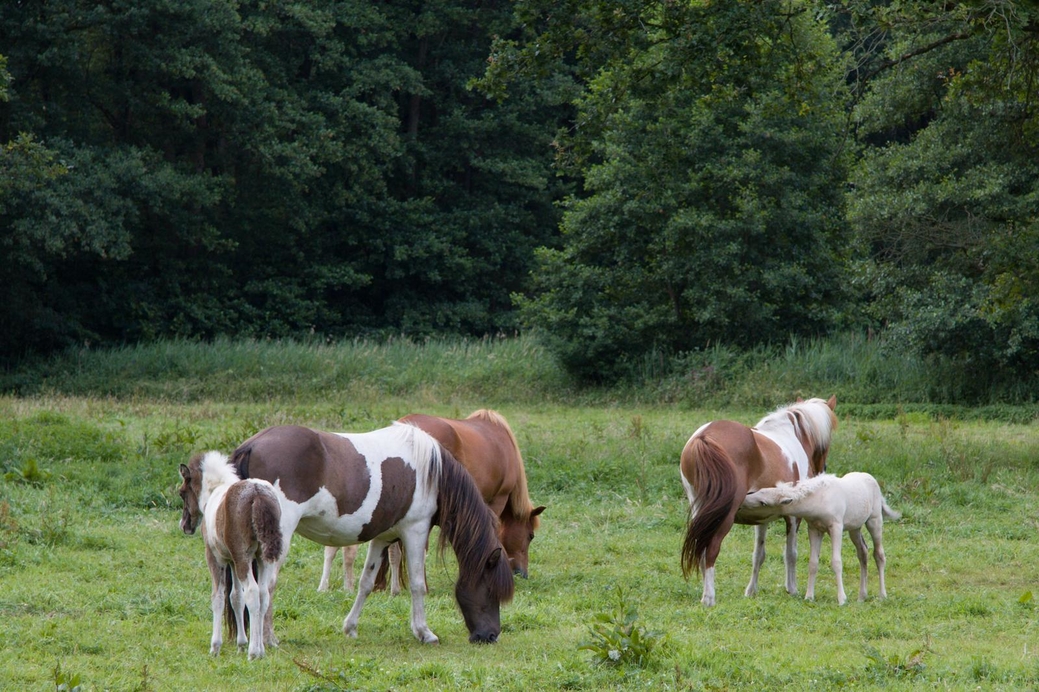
[251,486,283,564]
[882,498,902,521]
[467,409,537,527]
[680,435,738,578]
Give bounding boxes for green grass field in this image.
[2,392,1039,691]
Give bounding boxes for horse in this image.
[742,472,900,604]
[679,396,838,606]
[178,451,283,660]
[319,409,545,592]
[231,422,515,644]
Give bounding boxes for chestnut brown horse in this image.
[231,422,514,644]
[680,396,837,606]
[319,409,545,592]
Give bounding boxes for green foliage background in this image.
[4,0,1039,397]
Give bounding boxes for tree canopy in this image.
[3,0,1039,393]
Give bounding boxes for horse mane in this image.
[465,409,539,530]
[431,445,514,602]
[200,450,239,493]
[757,398,837,473]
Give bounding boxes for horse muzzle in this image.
[469,630,500,644]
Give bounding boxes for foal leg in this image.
[318,546,338,592]
[829,524,847,605]
[343,537,389,639]
[805,527,822,602]
[228,569,248,652]
[849,528,870,601]
[744,523,768,597]
[783,516,800,596]
[867,516,888,598]
[241,561,265,659]
[206,550,226,656]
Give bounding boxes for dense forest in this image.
[2,1,1038,388]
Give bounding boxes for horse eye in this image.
[528,533,535,541]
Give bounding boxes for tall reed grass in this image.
[4,331,1037,415]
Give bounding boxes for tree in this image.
[491,1,853,379]
[844,1,1039,386]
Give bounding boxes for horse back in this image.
[401,414,517,506]
[213,480,283,566]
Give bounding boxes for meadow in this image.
[2,338,1039,690]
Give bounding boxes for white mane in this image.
[200,450,239,494]
[756,398,836,452]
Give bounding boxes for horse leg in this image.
[343,544,358,591]
[400,528,438,644]
[867,516,888,598]
[206,549,226,656]
[228,568,248,652]
[744,523,767,598]
[849,528,869,601]
[242,561,265,659]
[343,537,389,639]
[783,516,800,596]
[702,512,736,607]
[318,546,338,592]
[805,527,822,602]
[829,524,846,605]
[389,541,402,596]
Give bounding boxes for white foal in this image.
[742,472,900,605]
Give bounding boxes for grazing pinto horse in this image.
[232,422,514,644]
[680,396,837,606]
[179,451,283,660]
[319,409,545,591]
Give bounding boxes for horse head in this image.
[500,505,545,579]
[453,545,515,643]
[178,454,204,535]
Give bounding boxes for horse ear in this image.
[179,463,190,480]
[486,547,502,569]
[826,395,837,410]
[530,506,546,517]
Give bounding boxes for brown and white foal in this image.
[179,451,283,659]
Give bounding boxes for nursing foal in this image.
[179,451,283,659]
[742,472,900,605]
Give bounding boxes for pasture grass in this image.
[1,393,1039,690]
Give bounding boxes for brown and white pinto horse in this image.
[232,422,514,644]
[680,396,837,606]
[179,451,283,660]
[319,409,545,592]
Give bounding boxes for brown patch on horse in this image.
[232,425,371,517]
[358,457,417,541]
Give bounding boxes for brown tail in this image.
[681,436,738,578]
[251,490,283,564]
